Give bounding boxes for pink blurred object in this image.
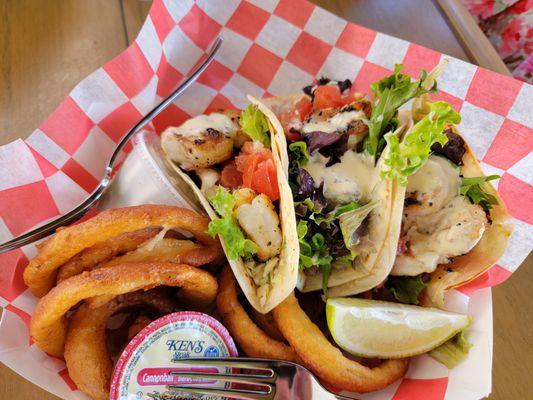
[462,0,533,82]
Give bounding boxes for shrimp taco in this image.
[369,97,512,307]
[261,66,444,295]
[161,97,299,313]
[328,98,512,305]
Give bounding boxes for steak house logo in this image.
[166,339,205,358]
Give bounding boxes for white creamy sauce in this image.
[407,156,461,213]
[196,168,220,196]
[392,155,486,276]
[175,113,236,138]
[302,110,367,134]
[303,150,376,204]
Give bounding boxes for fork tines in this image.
[169,357,282,400]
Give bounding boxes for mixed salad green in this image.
[286,64,498,297]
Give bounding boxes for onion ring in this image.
[249,307,286,342]
[84,239,221,310]
[272,293,409,393]
[216,266,298,362]
[55,227,161,283]
[127,315,152,340]
[24,205,219,297]
[30,262,217,357]
[65,289,176,400]
[102,238,220,269]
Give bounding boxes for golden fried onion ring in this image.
[249,307,286,342]
[272,294,409,393]
[64,290,176,400]
[216,266,298,362]
[83,238,222,310]
[56,227,161,283]
[30,262,217,357]
[24,205,219,297]
[103,238,220,269]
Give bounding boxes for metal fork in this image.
[0,37,223,254]
[169,357,357,400]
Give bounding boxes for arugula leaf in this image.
[460,175,499,213]
[207,186,258,260]
[240,104,271,148]
[386,275,427,305]
[363,64,438,157]
[429,330,473,368]
[381,101,461,185]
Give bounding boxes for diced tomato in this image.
[312,85,368,114]
[220,161,242,189]
[280,110,300,140]
[253,158,279,201]
[295,96,312,121]
[285,129,301,142]
[313,85,344,110]
[235,145,279,201]
[279,96,311,141]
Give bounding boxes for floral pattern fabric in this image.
[463,0,532,82]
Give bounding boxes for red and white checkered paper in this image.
[0,0,531,399]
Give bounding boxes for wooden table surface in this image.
[0,1,531,399]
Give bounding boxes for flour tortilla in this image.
[163,97,299,313]
[421,125,513,308]
[312,112,412,296]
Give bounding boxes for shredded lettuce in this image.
[207,186,258,260]
[363,64,438,157]
[239,104,271,148]
[339,201,377,254]
[386,275,427,305]
[429,330,473,368]
[460,175,499,212]
[381,101,461,185]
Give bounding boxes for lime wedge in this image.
[326,297,471,359]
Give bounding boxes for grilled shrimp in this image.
[392,196,486,276]
[161,112,237,170]
[233,188,256,209]
[222,109,250,148]
[405,155,461,216]
[302,102,369,139]
[235,194,282,262]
